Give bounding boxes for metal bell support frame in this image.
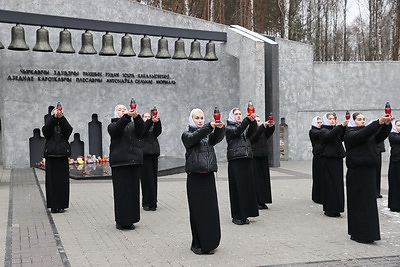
[56,29,75,53]
[172,38,187,59]
[33,26,53,52]
[119,34,135,57]
[203,40,218,61]
[138,35,154,57]
[155,36,171,59]
[99,32,117,56]
[188,39,203,60]
[79,30,97,54]
[8,24,29,51]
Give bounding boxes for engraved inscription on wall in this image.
[7,69,177,85]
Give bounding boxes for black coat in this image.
[389,132,400,162]
[344,120,391,168]
[250,124,275,157]
[225,118,257,161]
[141,119,162,156]
[320,125,346,158]
[309,126,323,156]
[108,114,145,167]
[181,123,225,173]
[42,116,73,157]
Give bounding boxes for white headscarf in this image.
[347,113,358,127]
[391,120,400,133]
[322,113,333,126]
[189,108,203,128]
[311,116,321,128]
[228,108,239,123]
[114,105,121,118]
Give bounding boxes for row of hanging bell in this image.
[3,24,218,60]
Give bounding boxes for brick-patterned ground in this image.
[1,161,400,266]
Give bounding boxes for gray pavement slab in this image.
[1,161,400,266]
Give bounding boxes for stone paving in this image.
[1,161,400,266]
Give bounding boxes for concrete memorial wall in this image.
[0,0,270,168]
[276,37,400,161]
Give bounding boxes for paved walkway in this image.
[1,161,400,266]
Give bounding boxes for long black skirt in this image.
[321,157,344,213]
[311,155,323,204]
[228,158,259,220]
[187,172,221,252]
[346,167,380,241]
[140,154,159,208]
[252,156,272,204]
[111,165,140,226]
[388,160,400,211]
[45,157,70,209]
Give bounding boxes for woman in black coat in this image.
[108,104,145,230]
[309,116,323,204]
[388,120,400,212]
[140,111,162,211]
[181,108,225,255]
[42,106,73,213]
[250,115,275,209]
[319,113,348,217]
[344,112,393,243]
[226,108,258,225]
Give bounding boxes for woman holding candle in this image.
[344,112,393,243]
[388,120,400,212]
[250,115,275,209]
[140,108,162,211]
[319,113,348,217]
[181,108,225,255]
[309,116,323,204]
[226,107,258,225]
[108,104,145,230]
[42,104,73,213]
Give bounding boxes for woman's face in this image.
[116,105,127,118]
[192,111,204,128]
[396,121,400,132]
[354,114,366,126]
[317,118,322,128]
[142,113,151,122]
[255,116,261,126]
[327,114,336,125]
[234,109,242,122]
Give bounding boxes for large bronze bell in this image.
[8,24,29,51]
[155,36,171,59]
[188,39,203,60]
[203,40,218,61]
[99,32,117,56]
[119,34,136,57]
[172,38,187,59]
[138,35,154,57]
[33,26,53,52]
[56,29,75,53]
[79,30,97,54]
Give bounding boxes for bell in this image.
[33,26,53,52]
[203,40,218,61]
[8,24,29,51]
[119,34,135,57]
[138,35,154,57]
[155,36,171,59]
[99,32,117,56]
[188,39,203,60]
[56,29,75,53]
[172,38,187,59]
[79,30,97,54]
